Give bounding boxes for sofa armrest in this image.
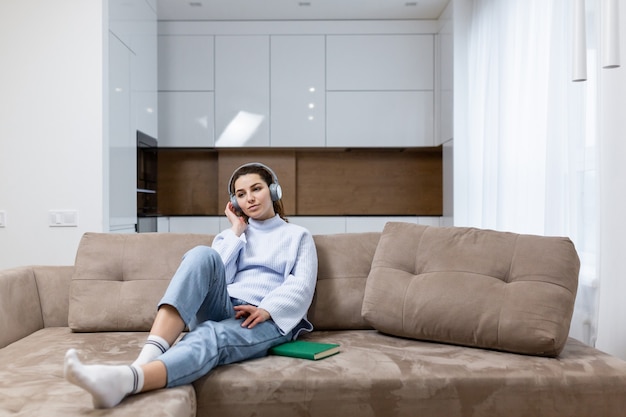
[33,266,73,328]
[0,267,44,348]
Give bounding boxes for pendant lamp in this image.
[601,0,621,69]
[573,0,588,81]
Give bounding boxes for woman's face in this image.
[233,173,276,221]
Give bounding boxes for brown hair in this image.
[229,163,287,222]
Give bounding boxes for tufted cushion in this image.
[69,231,379,333]
[69,233,214,332]
[308,233,380,330]
[361,223,580,356]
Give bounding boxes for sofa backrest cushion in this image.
[69,231,378,332]
[308,233,380,330]
[361,223,580,357]
[69,233,214,331]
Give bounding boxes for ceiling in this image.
[156,0,451,21]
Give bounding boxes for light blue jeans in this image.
[156,245,292,387]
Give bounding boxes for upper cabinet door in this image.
[109,33,137,230]
[132,20,158,138]
[438,27,453,145]
[327,91,434,147]
[158,35,214,91]
[158,91,215,147]
[326,34,435,147]
[270,35,326,147]
[215,36,270,147]
[327,35,434,91]
[157,35,214,147]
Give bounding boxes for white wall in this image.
[596,2,626,359]
[0,0,106,269]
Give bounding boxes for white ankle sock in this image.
[132,334,170,367]
[64,348,144,409]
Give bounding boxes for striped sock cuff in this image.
[146,335,170,354]
[129,365,144,394]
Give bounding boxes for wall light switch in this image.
[49,210,78,227]
[0,211,5,227]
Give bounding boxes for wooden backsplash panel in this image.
[157,149,218,215]
[216,150,297,215]
[157,148,443,216]
[296,149,442,215]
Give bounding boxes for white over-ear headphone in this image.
[227,162,283,211]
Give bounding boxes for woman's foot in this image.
[64,348,143,408]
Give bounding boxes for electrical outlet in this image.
[0,211,5,227]
[48,210,78,227]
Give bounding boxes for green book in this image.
[269,340,340,360]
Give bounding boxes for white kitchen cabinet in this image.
[132,22,158,138]
[109,33,137,231]
[159,216,440,235]
[109,0,152,49]
[346,217,441,232]
[134,91,158,139]
[290,216,441,234]
[168,216,221,234]
[158,35,214,92]
[270,36,326,147]
[158,91,214,147]
[131,25,157,92]
[326,91,434,147]
[346,217,415,233]
[290,217,347,235]
[215,36,270,147]
[437,14,454,146]
[108,0,157,232]
[110,1,158,137]
[157,216,170,233]
[327,35,434,91]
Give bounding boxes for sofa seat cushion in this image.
[0,328,196,417]
[194,330,626,417]
[362,223,580,356]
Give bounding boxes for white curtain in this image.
[461,0,600,345]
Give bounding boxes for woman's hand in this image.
[225,202,247,236]
[234,305,271,329]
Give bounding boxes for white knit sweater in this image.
[211,215,318,335]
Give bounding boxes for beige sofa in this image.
[2,222,626,417]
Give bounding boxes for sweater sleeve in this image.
[257,232,318,334]
[211,229,245,284]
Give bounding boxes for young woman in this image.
[64,162,318,408]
